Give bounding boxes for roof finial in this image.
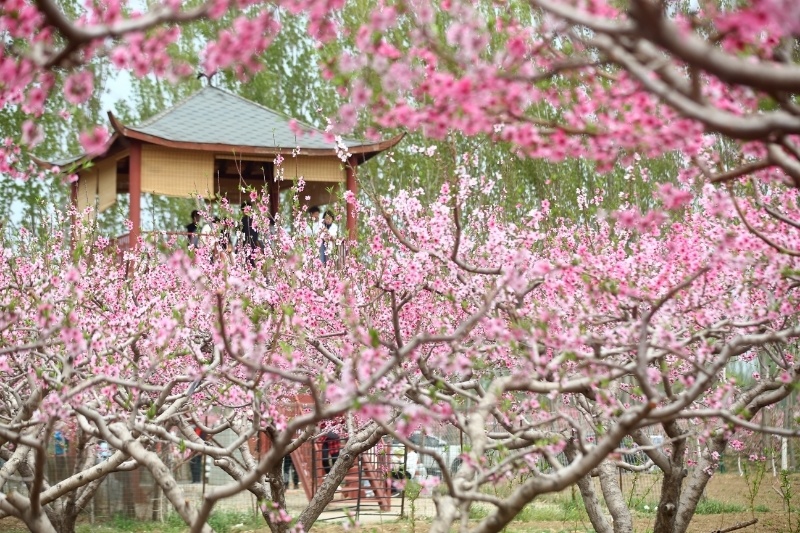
[196,71,217,87]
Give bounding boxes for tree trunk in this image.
[566,439,613,533]
[264,463,288,533]
[574,471,613,533]
[598,461,633,533]
[53,509,77,533]
[652,421,687,533]
[652,463,687,533]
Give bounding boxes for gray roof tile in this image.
[130,86,359,149]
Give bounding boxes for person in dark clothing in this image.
[190,427,207,483]
[186,210,201,247]
[283,454,300,490]
[189,453,202,483]
[213,217,230,251]
[240,202,263,266]
[320,432,341,475]
[240,202,259,246]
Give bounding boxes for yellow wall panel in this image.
[97,160,117,212]
[76,167,98,212]
[279,156,345,183]
[300,181,342,207]
[141,144,214,198]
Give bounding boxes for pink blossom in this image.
[24,86,47,115]
[657,183,693,210]
[78,126,109,156]
[419,476,440,494]
[21,119,43,148]
[63,71,94,105]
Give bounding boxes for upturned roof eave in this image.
[108,111,405,160]
[33,133,121,170]
[36,110,405,169]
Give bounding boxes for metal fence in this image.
[7,431,262,524]
[14,430,400,525]
[310,437,395,521]
[113,231,351,270]
[5,426,800,527]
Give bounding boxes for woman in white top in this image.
[319,210,338,264]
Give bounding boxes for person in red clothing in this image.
[321,432,341,475]
[190,427,207,483]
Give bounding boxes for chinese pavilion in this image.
[48,86,403,244]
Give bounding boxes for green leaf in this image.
[369,328,380,348]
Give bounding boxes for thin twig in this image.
[708,518,758,533]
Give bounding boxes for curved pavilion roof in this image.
[42,86,403,167]
[124,86,342,149]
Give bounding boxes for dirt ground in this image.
[313,473,800,533]
[1,473,798,532]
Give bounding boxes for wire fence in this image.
[4,427,800,526]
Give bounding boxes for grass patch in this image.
[517,497,588,522]
[75,514,177,533]
[207,511,263,532]
[632,499,747,516]
[694,499,746,515]
[74,510,263,533]
[470,497,588,523]
[504,523,596,533]
[633,501,658,514]
[469,505,491,520]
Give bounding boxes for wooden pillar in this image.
[269,175,280,220]
[70,179,78,223]
[70,181,78,211]
[345,158,358,241]
[129,141,142,247]
[69,180,78,250]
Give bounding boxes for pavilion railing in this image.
[113,232,351,269]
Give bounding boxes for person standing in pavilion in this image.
[240,201,263,265]
[186,210,202,247]
[319,210,338,265]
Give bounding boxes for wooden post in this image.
[70,181,78,214]
[345,158,358,241]
[269,174,280,220]
[129,142,142,247]
[70,180,78,249]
